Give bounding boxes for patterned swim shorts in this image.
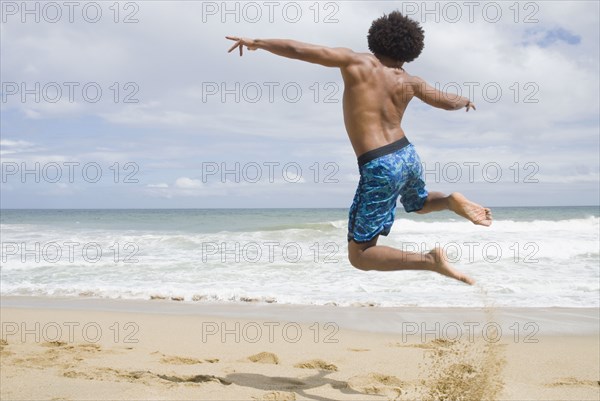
[347,137,428,243]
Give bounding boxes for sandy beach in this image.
[1,297,598,400]
[2,0,599,399]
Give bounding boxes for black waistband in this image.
[357,136,410,166]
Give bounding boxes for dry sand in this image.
[0,299,598,400]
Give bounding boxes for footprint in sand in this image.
[43,343,104,362]
[127,370,231,385]
[41,342,102,353]
[157,373,231,385]
[65,368,158,383]
[12,348,72,369]
[73,344,102,351]
[294,359,338,372]
[11,343,112,373]
[160,355,204,365]
[0,339,11,356]
[546,377,600,387]
[252,391,297,401]
[388,338,457,349]
[348,373,404,396]
[41,341,67,347]
[158,353,219,365]
[63,370,94,380]
[63,367,231,386]
[248,351,280,364]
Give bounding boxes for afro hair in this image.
[367,11,425,63]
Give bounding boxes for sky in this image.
[1,0,599,208]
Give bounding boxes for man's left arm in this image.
[227,36,359,68]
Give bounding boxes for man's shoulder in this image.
[342,52,381,69]
[399,72,422,87]
[355,52,378,63]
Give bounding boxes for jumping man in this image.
[226,11,492,285]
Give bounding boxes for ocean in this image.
[1,207,598,308]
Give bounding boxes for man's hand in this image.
[226,36,258,56]
[465,101,476,112]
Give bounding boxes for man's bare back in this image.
[340,52,476,156]
[226,11,490,285]
[341,53,412,156]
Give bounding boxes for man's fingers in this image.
[227,41,240,53]
[226,36,254,56]
[226,36,243,54]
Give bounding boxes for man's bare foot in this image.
[448,192,492,226]
[428,248,475,285]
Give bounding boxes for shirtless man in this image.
[227,11,492,285]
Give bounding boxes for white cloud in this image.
[0,139,36,155]
[174,177,203,189]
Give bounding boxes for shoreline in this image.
[2,295,599,336]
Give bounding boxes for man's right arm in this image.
[227,36,361,68]
[412,76,474,111]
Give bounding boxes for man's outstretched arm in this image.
[413,76,476,112]
[226,36,360,68]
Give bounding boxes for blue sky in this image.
[1,1,598,208]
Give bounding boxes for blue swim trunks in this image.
[348,137,428,243]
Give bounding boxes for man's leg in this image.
[416,192,492,226]
[346,191,490,284]
[347,236,475,285]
